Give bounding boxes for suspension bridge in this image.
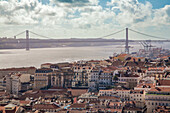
[2,28,170,53]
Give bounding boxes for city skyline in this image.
[0,0,170,39]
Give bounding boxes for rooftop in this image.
[33,103,60,109]
[69,103,86,109]
[157,80,170,86]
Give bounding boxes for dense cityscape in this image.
[0,0,170,113]
[0,50,170,113]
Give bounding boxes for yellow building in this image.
[34,68,53,89]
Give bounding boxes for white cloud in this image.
[152,5,170,25]
[0,0,169,38]
[107,0,170,27]
[107,0,153,26]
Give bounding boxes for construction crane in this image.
[140,40,155,52]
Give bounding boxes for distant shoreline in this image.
[0,43,123,50]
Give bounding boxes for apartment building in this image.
[118,73,141,89]
[145,87,170,113]
[99,89,117,97]
[88,68,100,89]
[99,89,145,102]
[51,67,73,88]
[116,90,130,101]
[0,67,36,79]
[34,68,53,89]
[98,71,113,88]
[73,64,93,87]
[6,73,31,96]
[146,67,165,80]
[129,90,145,102]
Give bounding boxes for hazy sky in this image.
[0,0,170,39]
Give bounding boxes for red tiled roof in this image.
[150,87,170,92]
[136,83,155,88]
[33,104,60,110]
[69,103,86,108]
[148,67,165,71]
[117,54,128,57]
[68,89,88,97]
[157,80,170,86]
[20,100,30,105]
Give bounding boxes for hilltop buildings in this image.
[0,53,170,112]
[6,73,32,96]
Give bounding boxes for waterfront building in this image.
[34,68,53,89]
[0,67,36,79]
[41,63,52,68]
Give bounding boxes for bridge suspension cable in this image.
[99,29,125,38]
[29,31,54,39]
[11,31,26,38]
[129,28,168,40]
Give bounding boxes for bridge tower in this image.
[26,30,29,51]
[125,28,129,54]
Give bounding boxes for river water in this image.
[0,42,169,68]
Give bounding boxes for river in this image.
[0,42,168,68]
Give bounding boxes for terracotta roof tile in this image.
[33,104,60,109]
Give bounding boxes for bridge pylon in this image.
[26,30,29,51]
[125,28,129,54]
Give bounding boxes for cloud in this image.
[50,0,93,7]
[0,0,68,25]
[152,5,170,25]
[0,0,169,38]
[53,0,89,4]
[106,0,170,27]
[107,0,153,26]
[0,0,41,24]
[165,5,170,16]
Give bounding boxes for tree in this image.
[113,75,118,81]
